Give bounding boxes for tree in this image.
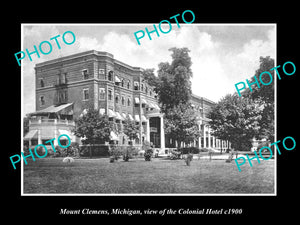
[156,47,193,113]
[245,56,275,142]
[155,47,200,148]
[164,103,201,148]
[123,118,139,143]
[208,94,263,151]
[142,68,159,89]
[74,108,113,156]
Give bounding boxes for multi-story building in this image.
[24,50,229,152]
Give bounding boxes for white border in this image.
[21,23,277,196]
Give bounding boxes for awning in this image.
[141,115,147,122]
[99,108,105,115]
[24,130,38,140]
[110,131,118,140]
[154,104,160,110]
[115,112,124,120]
[148,102,155,109]
[140,98,148,105]
[128,114,134,121]
[134,115,140,122]
[115,76,121,83]
[58,130,72,139]
[80,108,88,117]
[134,97,140,104]
[30,103,74,115]
[122,112,127,119]
[108,109,116,118]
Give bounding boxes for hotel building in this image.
[24,50,230,152]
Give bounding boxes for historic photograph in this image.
[21,24,276,195]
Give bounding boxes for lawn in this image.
[23,156,275,194]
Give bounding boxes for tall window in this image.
[121,96,125,106]
[115,94,119,104]
[127,80,131,89]
[108,89,113,101]
[127,97,131,107]
[40,78,44,87]
[108,71,114,81]
[121,79,124,87]
[83,89,89,101]
[82,69,89,80]
[134,81,139,90]
[40,96,45,106]
[99,88,105,100]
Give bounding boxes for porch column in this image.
[203,125,206,148]
[208,127,211,148]
[146,118,150,142]
[38,129,42,145]
[212,136,215,148]
[198,123,201,148]
[160,115,165,150]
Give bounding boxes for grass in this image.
[23,156,275,194]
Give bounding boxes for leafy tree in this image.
[164,103,201,148]
[142,68,159,89]
[245,56,275,142]
[154,47,200,148]
[123,118,139,143]
[208,94,263,151]
[74,108,113,145]
[156,47,193,113]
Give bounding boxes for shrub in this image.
[169,149,181,160]
[144,149,153,161]
[185,153,193,166]
[178,147,200,154]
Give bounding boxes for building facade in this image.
[25,50,229,152]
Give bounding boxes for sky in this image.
[21,24,276,116]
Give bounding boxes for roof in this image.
[30,103,74,115]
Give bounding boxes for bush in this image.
[169,149,181,160]
[178,147,200,154]
[185,153,193,166]
[144,149,153,161]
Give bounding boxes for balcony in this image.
[29,118,75,126]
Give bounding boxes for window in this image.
[83,89,89,101]
[108,71,114,81]
[121,96,125,106]
[82,69,89,80]
[99,88,105,100]
[121,79,124,87]
[99,69,105,75]
[149,89,152,96]
[40,78,44,87]
[127,97,131,107]
[40,96,45,106]
[115,94,119,104]
[141,83,144,92]
[145,86,148,94]
[61,73,67,84]
[134,81,139,90]
[127,81,131,89]
[108,89,113,101]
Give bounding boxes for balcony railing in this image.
[29,119,75,126]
